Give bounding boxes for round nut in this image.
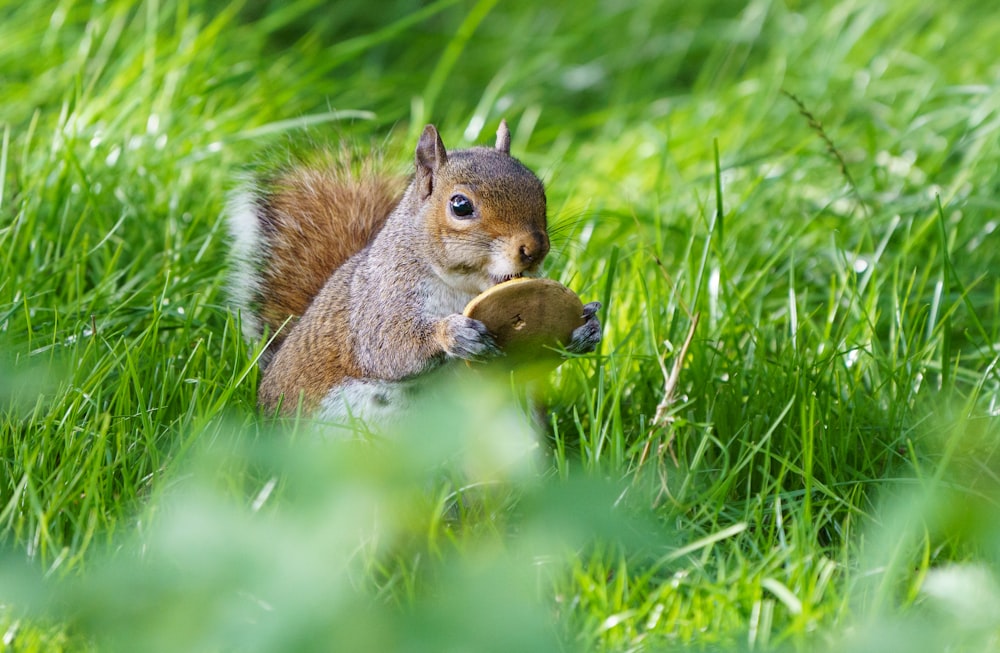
[463,277,585,362]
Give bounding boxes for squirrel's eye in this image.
[449,194,475,218]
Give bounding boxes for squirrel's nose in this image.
[517,231,549,266]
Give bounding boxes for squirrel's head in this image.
[413,121,549,294]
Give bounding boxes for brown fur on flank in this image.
[253,150,405,357]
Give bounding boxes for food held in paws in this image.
[463,277,585,362]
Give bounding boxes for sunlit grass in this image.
[2,0,1000,650]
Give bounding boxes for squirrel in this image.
[226,121,601,424]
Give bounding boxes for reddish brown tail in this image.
[227,148,404,363]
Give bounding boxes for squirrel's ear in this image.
[495,119,511,155]
[415,124,448,199]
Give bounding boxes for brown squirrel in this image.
[227,121,601,423]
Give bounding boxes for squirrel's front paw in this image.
[566,301,602,354]
[437,314,502,361]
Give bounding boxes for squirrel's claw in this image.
[566,301,602,354]
[581,301,601,321]
[439,314,503,361]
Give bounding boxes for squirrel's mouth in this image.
[491,273,523,285]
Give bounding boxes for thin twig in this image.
[653,311,699,428]
[636,312,700,471]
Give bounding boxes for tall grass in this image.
[2,0,999,650]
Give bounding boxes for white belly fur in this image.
[317,378,415,428]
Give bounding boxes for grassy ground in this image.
[2,0,1000,650]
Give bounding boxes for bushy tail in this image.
[226,146,405,365]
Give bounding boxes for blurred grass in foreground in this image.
[2,375,675,653]
[2,387,998,652]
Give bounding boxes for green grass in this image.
[2,0,1000,650]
